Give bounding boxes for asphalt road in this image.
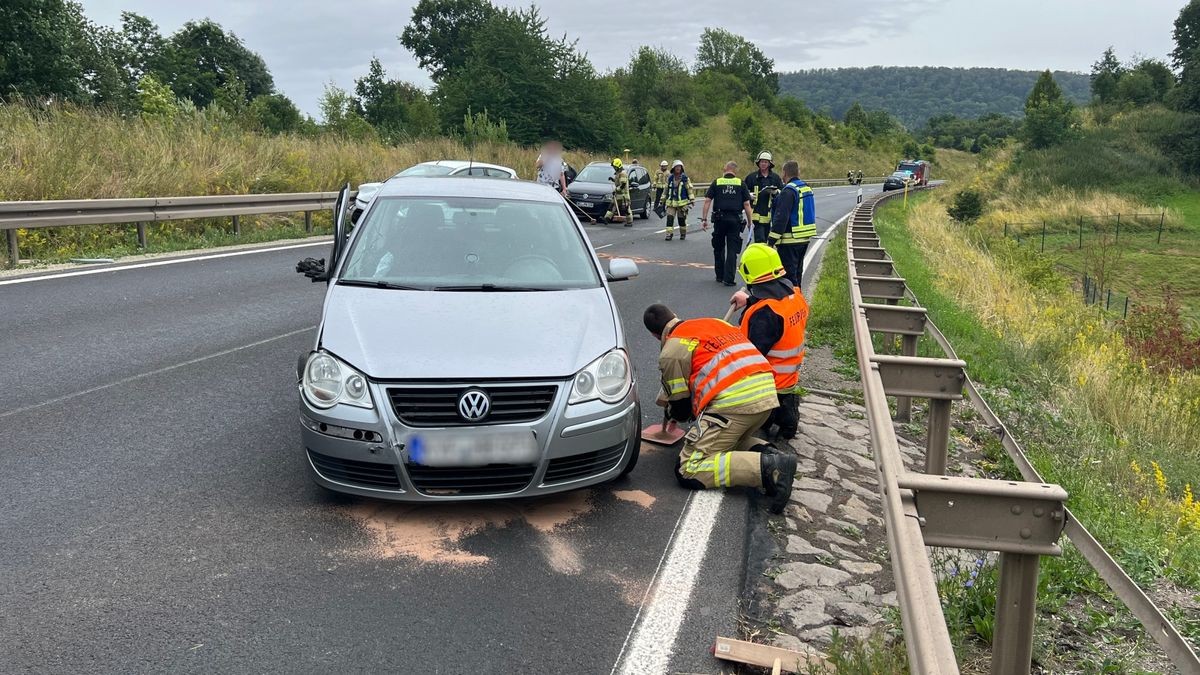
[0,183,878,673]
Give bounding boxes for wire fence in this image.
[1001,212,1171,320]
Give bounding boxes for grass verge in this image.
[874,192,1199,668]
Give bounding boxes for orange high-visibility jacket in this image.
[741,290,809,391]
[668,318,775,414]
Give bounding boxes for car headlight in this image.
[301,351,373,409]
[569,349,632,404]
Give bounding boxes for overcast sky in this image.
[80,0,1185,118]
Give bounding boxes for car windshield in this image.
[891,171,911,178]
[339,196,601,290]
[398,164,456,177]
[575,164,614,183]
[898,163,921,172]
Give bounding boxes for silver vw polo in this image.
[296,177,641,500]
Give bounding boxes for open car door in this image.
[296,183,352,283]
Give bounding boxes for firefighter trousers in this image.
[674,410,771,489]
[752,221,771,244]
[766,392,799,439]
[777,241,809,288]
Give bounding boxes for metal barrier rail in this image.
[847,188,1070,674]
[0,191,344,264]
[849,189,1200,673]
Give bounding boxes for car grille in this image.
[406,463,537,496]
[543,442,627,485]
[308,449,401,490]
[387,384,558,427]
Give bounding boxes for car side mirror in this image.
[607,257,639,282]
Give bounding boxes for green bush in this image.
[947,188,984,222]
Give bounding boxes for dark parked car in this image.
[882,171,915,192]
[565,162,653,221]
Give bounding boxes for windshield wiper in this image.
[338,279,424,290]
[433,284,548,292]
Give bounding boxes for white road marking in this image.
[0,240,330,286]
[805,211,853,270]
[609,490,724,675]
[595,243,614,250]
[0,325,316,419]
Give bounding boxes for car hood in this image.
[319,284,618,380]
[566,180,614,196]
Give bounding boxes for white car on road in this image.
[354,161,519,219]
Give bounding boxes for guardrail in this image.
[846,189,1200,673]
[0,191,344,266]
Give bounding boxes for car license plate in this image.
[576,201,594,208]
[406,430,538,467]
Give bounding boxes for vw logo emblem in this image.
[581,193,589,199]
[457,389,491,422]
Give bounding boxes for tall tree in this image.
[842,101,869,128]
[158,20,274,108]
[0,0,87,100]
[1023,70,1074,149]
[117,12,166,83]
[1090,47,1123,104]
[695,28,778,102]
[353,56,439,141]
[400,0,498,82]
[431,6,620,148]
[1173,0,1200,70]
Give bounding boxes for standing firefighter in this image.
[730,244,810,440]
[744,151,783,243]
[653,160,669,210]
[663,159,694,241]
[605,157,633,226]
[643,303,796,512]
[701,161,754,287]
[769,160,816,287]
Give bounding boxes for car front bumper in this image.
[299,379,640,501]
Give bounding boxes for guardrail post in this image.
[232,215,241,236]
[5,228,18,268]
[991,552,1040,675]
[926,399,952,475]
[136,222,147,249]
[304,211,313,233]
[896,334,920,422]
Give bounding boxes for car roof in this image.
[404,160,514,173]
[373,176,562,201]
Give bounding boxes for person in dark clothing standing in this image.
[701,161,754,287]
[729,243,810,439]
[768,160,816,288]
[744,151,783,244]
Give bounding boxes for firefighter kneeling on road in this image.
[643,303,797,513]
[663,159,694,241]
[730,244,810,440]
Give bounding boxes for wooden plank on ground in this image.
[712,636,829,673]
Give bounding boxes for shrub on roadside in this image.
[947,188,984,222]
[1122,288,1200,372]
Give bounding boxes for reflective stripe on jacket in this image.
[669,318,775,414]
[665,173,692,207]
[770,180,816,245]
[741,290,810,391]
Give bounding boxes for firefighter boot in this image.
[760,452,797,514]
[679,225,687,241]
[665,215,675,240]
